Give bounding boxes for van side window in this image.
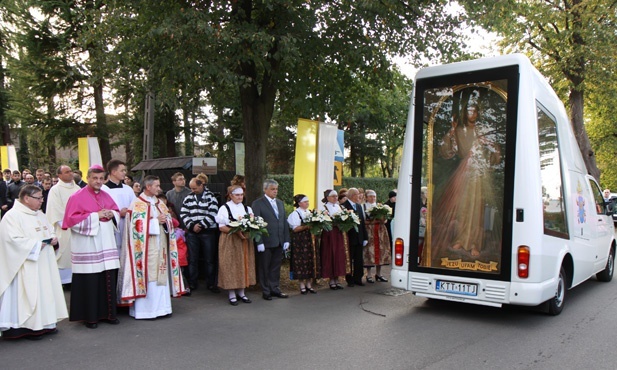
[537,104,569,238]
[589,180,606,215]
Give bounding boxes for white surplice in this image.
[102,183,136,251]
[46,180,80,284]
[0,201,68,333]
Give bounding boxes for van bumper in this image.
[403,272,558,307]
[508,278,557,306]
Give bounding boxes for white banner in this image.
[316,123,338,210]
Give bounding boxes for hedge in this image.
[269,174,398,211]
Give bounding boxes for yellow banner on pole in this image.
[294,119,319,207]
[78,137,103,175]
[78,137,90,176]
[0,145,18,171]
[0,146,8,170]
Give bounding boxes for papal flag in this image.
[78,137,103,175]
[0,144,19,171]
[293,119,339,210]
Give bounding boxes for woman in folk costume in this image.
[216,185,256,306]
[287,194,320,294]
[0,185,68,340]
[321,189,348,290]
[117,176,185,319]
[363,190,391,283]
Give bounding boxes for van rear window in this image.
[418,80,507,274]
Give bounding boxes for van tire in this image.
[596,247,615,282]
[547,267,566,316]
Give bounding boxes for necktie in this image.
[271,200,279,218]
[352,203,357,211]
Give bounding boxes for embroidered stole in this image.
[118,198,185,305]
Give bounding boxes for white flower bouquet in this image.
[228,214,269,240]
[366,203,393,221]
[303,209,333,235]
[332,208,360,232]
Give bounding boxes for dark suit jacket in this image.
[251,196,290,248]
[0,181,7,213]
[6,180,24,210]
[341,199,368,246]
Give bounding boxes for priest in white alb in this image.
[118,175,185,319]
[102,159,136,252]
[0,185,68,340]
[46,165,80,285]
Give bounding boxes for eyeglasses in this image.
[29,195,44,201]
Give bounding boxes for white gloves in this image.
[257,244,265,252]
[362,240,368,247]
[283,242,290,251]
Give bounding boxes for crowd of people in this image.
[0,162,397,340]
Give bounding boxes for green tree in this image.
[461,0,617,180]
[106,0,464,201]
[586,80,617,190]
[3,0,114,164]
[336,69,412,178]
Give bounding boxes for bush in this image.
[337,177,398,203]
[271,174,398,209]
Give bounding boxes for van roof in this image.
[415,54,532,80]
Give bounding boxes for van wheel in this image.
[596,247,615,282]
[547,267,566,316]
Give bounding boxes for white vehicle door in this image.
[587,176,613,271]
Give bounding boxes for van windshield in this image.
[418,80,508,274]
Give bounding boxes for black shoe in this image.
[85,322,98,329]
[355,281,365,286]
[300,288,308,295]
[238,296,252,303]
[336,283,344,290]
[375,275,389,282]
[347,282,355,287]
[329,285,337,290]
[307,287,317,294]
[262,293,272,300]
[208,286,221,293]
[183,289,192,297]
[272,292,289,298]
[103,318,120,325]
[229,297,239,306]
[366,276,375,283]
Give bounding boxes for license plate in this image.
[435,280,478,296]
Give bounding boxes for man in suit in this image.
[0,176,7,219]
[252,179,290,300]
[341,187,368,286]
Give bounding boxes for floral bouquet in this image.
[303,209,333,235]
[228,214,269,240]
[366,204,393,221]
[332,208,360,233]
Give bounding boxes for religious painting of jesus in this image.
[419,81,507,273]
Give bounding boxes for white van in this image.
[391,54,615,315]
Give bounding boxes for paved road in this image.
[2,268,617,369]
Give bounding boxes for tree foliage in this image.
[104,0,464,201]
[3,1,467,198]
[461,0,617,180]
[2,0,116,169]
